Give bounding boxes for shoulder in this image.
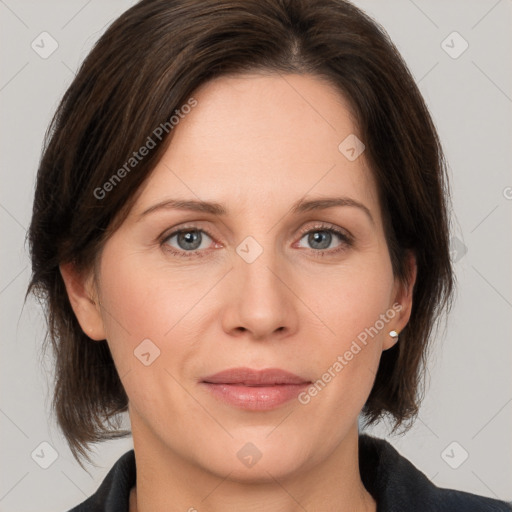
[359,433,512,512]
[66,450,136,512]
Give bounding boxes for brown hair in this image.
[26,0,454,466]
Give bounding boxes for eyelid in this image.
[296,221,353,241]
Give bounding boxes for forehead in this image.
[130,72,380,220]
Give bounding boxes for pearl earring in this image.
[389,330,399,339]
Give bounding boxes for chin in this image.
[193,434,316,483]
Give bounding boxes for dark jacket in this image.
[68,433,511,511]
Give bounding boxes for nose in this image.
[221,245,299,341]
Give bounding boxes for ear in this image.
[383,250,417,350]
[59,261,106,341]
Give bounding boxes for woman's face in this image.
[71,72,414,481]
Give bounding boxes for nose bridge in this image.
[224,231,297,339]
[237,232,286,304]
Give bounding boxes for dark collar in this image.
[358,434,511,511]
[69,434,512,511]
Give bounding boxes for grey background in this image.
[1,0,511,510]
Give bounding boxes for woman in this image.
[26,0,511,510]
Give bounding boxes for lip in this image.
[200,367,311,411]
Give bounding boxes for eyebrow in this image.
[138,196,374,224]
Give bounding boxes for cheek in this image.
[300,256,395,402]
[306,254,395,343]
[95,251,197,416]
[95,246,163,365]
[96,246,212,371]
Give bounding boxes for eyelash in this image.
[159,223,353,259]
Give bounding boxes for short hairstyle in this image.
[26,0,454,466]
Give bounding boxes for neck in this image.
[128,418,376,512]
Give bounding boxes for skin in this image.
[61,72,416,512]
